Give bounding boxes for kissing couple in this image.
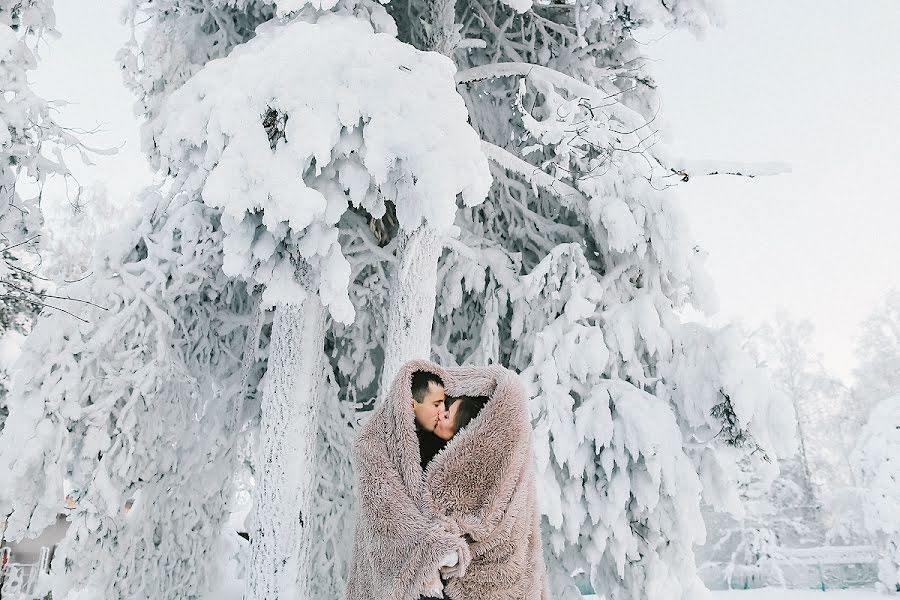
[344,359,550,600]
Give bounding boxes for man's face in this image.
[412,381,446,432]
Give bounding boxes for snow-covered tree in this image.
[150,12,488,598]
[696,438,807,589]
[0,247,41,432]
[0,189,263,600]
[851,394,900,593]
[2,4,490,600]
[386,3,795,599]
[745,313,854,537]
[853,290,900,427]
[39,182,121,281]
[0,0,91,280]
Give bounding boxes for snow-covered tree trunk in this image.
[378,0,457,391]
[249,295,328,600]
[380,224,442,391]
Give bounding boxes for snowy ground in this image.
[585,590,883,600]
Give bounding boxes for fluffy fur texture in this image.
[345,359,470,600]
[345,359,549,600]
[434,364,550,600]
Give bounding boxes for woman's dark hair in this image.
[446,395,489,433]
[411,370,444,403]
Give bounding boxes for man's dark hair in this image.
[445,395,489,432]
[411,371,444,403]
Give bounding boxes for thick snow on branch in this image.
[480,140,587,208]
[153,14,490,318]
[457,61,614,102]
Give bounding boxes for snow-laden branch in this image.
[455,38,487,50]
[667,158,792,181]
[456,62,614,104]
[479,140,587,209]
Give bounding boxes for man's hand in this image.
[438,551,458,568]
[439,538,471,580]
[420,570,443,598]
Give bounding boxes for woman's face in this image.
[434,400,461,441]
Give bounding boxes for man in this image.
[412,370,447,433]
[412,370,450,470]
[345,361,470,600]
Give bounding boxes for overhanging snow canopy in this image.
[154,14,491,320]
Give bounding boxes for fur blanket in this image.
[344,359,549,600]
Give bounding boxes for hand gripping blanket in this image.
[344,359,549,600]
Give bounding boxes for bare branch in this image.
[1,279,109,312]
[1,234,42,252]
[1,293,89,323]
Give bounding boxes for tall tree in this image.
[747,313,852,533]
[149,11,488,598]
[386,3,795,599]
[1,4,490,600]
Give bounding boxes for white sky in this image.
[31,0,900,381]
[647,0,900,379]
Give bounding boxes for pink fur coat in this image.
[344,359,549,600]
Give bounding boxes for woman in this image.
[418,396,487,472]
[425,365,550,600]
[434,396,488,442]
[347,361,548,600]
[419,395,489,600]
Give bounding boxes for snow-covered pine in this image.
[149,11,489,597]
[389,2,796,598]
[0,190,262,600]
[850,394,900,593]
